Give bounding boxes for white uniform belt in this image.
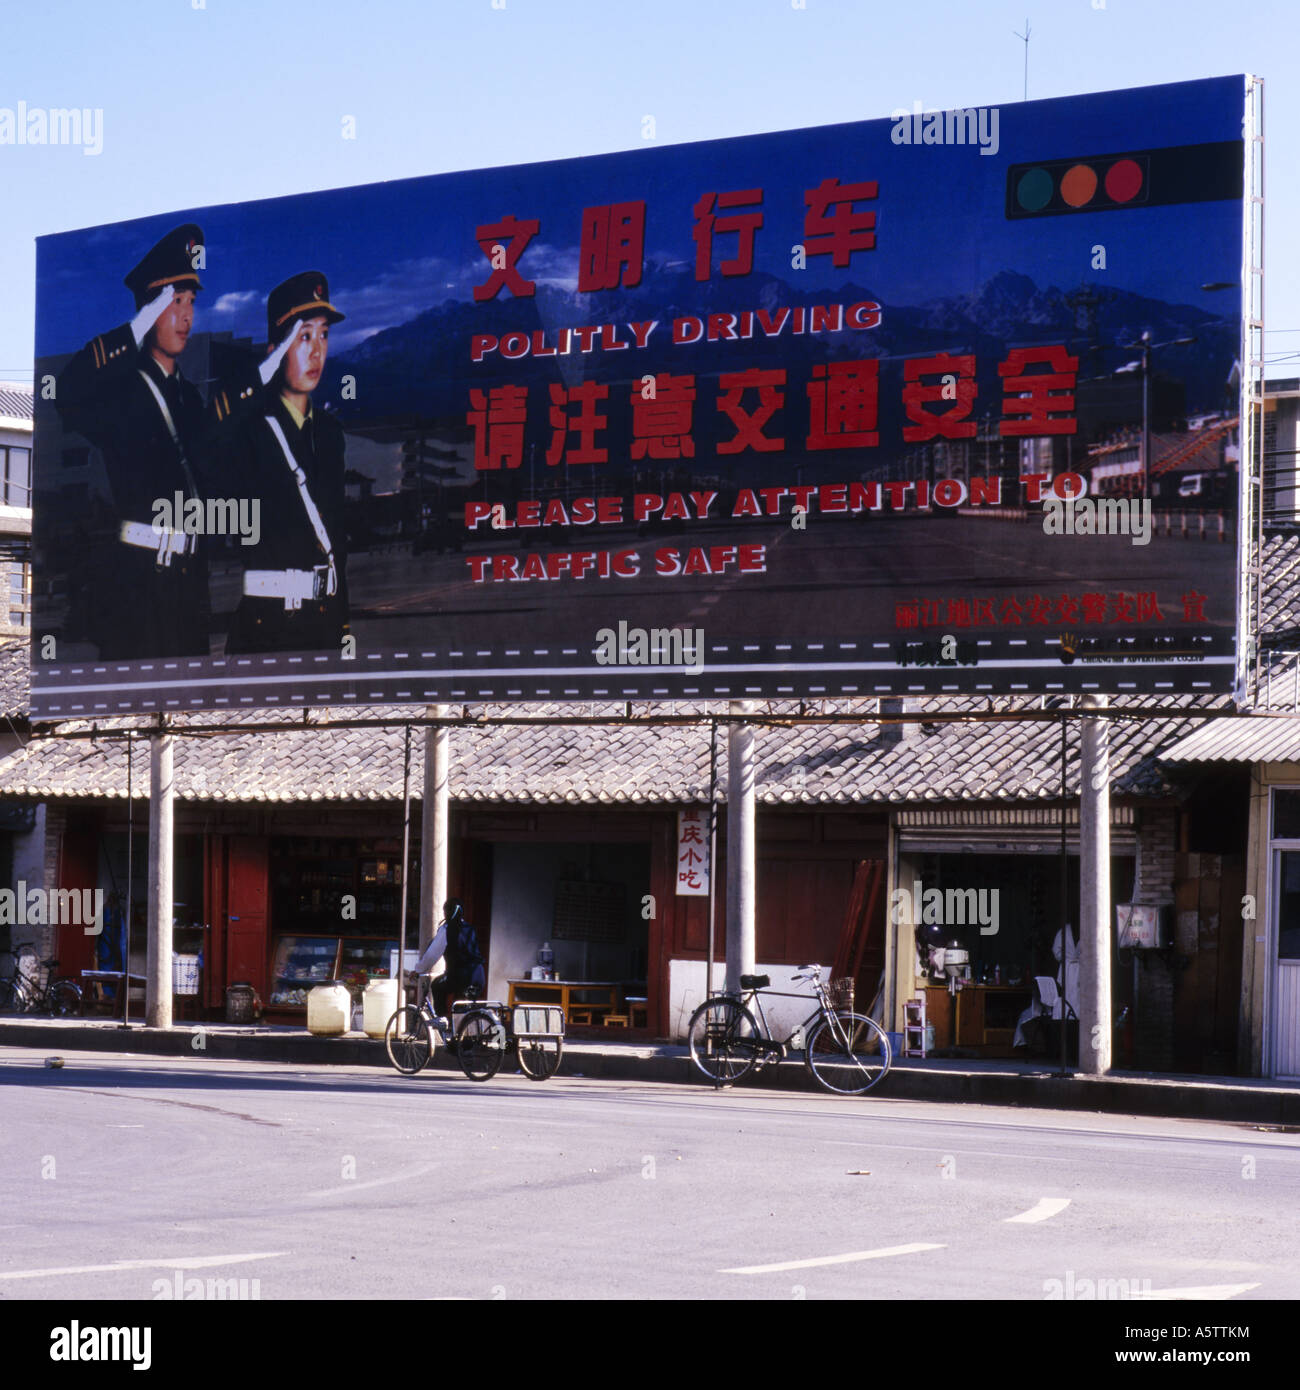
[119,520,195,566]
[244,564,337,611]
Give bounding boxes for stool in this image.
[567,1008,594,1026]
[603,1013,629,1027]
[628,999,648,1028]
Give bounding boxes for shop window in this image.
[1273,790,1300,841]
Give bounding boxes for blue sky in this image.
[1,0,1295,380]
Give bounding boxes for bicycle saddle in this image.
[739,973,769,990]
[42,958,59,968]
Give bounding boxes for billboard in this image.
[31,75,1247,717]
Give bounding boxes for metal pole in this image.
[398,725,413,1021]
[145,726,174,1028]
[706,716,718,997]
[1141,335,1151,500]
[1079,694,1112,1075]
[725,699,756,993]
[120,730,134,1030]
[420,706,449,953]
[1058,715,1069,1075]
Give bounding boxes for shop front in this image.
[891,806,1139,1059]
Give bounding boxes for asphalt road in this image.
[2,1046,1295,1304]
[202,514,1233,655]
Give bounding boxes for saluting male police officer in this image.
[55,224,211,659]
[223,273,350,654]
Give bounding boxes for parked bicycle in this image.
[688,963,890,1095]
[384,992,564,1082]
[0,944,84,1017]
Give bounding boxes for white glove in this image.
[260,318,304,386]
[130,283,175,348]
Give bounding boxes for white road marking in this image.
[0,1252,286,1281]
[1005,1197,1072,1223]
[1135,1283,1261,1300]
[721,1242,944,1275]
[299,1162,442,1200]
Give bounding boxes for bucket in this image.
[225,982,257,1024]
[307,981,351,1036]
[362,979,399,1038]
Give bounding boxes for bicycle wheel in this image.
[49,981,83,1018]
[517,1035,563,1081]
[384,1006,434,1075]
[455,1008,506,1082]
[687,997,761,1086]
[805,1010,891,1096]
[0,979,23,1014]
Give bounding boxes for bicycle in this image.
[384,991,564,1083]
[0,944,84,1017]
[687,963,890,1096]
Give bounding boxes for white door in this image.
[1271,850,1300,1078]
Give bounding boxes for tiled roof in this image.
[1161,715,1300,764]
[1260,531,1300,635]
[0,385,33,423]
[0,637,29,719]
[0,694,1213,806]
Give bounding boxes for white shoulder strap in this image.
[138,368,199,497]
[264,415,336,568]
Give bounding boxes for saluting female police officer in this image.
[223,273,350,655]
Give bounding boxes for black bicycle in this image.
[384,993,564,1082]
[0,945,84,1017]
[687,963,890,1096]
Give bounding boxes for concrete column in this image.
[145,731,173,1029]
[725,700,756,992]
[419,706,450,951]
[1079,694,1111,1075]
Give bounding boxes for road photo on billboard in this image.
[31,74,1247,716]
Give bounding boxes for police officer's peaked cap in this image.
[123,224,204,307]
[267,271,345,343]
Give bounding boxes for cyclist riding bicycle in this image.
[410,898,485,1024]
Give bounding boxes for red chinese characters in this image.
[716,368,785,454]
[802,177,878,265]
[472,215,540,302]
[630,374,696,460]
[807,360,879,450]
[902,353,978,442]
[466,386,528,470]
[693,190,764,280]
[998,345,1080,437]
[579,201,646,292]
[546,382,609,466]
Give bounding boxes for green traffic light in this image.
[1016,167,1054,213]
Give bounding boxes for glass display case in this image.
[339,938,398,999]
[269,935,340,1008]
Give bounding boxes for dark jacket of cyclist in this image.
[412,898,485,1018]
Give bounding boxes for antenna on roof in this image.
[1013,19,1031,101]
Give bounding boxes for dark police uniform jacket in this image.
[222,391,349,655]
[55,325,211,659]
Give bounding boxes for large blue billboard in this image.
[31,75,1247,716]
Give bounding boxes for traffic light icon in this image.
[1006,140,1241,219]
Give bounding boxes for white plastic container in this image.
[362,979,399,1038]
[307,982,351,1036]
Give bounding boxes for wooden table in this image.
[80,970,147,1018]
[506,979,622,1020]
[923,983,1033,1055]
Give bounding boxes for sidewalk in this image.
[2,1014,1298,1126]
